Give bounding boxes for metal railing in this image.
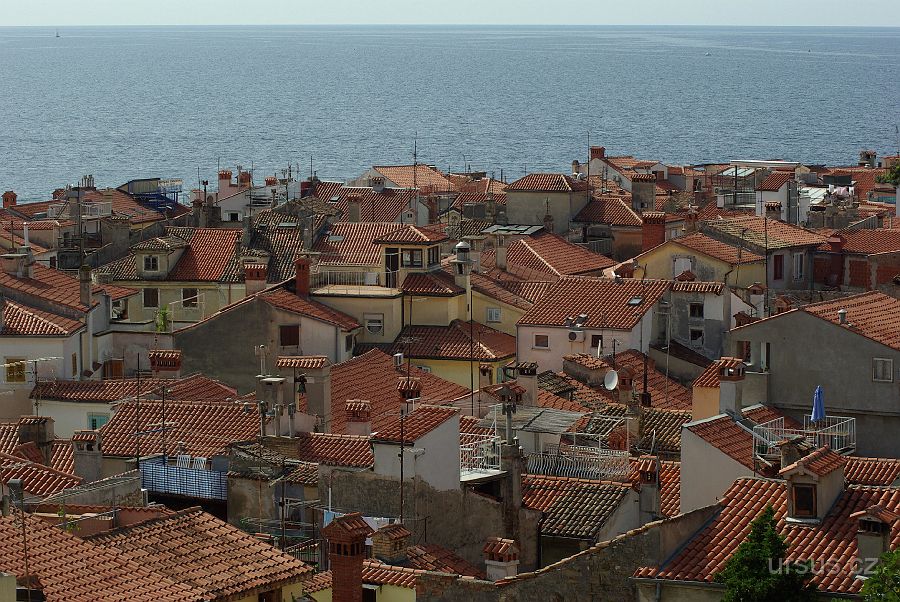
[525,444,631,480]
[573,238,613,256]
[139,456,227,500]
[310,270,399,290]
[460,434,502,474]
[752,414,856,460]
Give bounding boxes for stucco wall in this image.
[680,425,754,513]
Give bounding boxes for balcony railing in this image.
[460,434,502,475]
[139,456,227,500]
[526,443,631,481]
[310,270,399,291]
[752,414,856,461]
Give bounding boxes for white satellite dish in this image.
[603,370,619,391]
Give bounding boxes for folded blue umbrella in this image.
[811,385,825,423]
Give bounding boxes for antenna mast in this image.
[411,133,418,225]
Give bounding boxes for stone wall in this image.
[414,504,719,602]
[325,469,542,571]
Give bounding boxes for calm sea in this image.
[1,25,898,200]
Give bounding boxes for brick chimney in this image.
[2,191,16,209]
[148,349,182,379]
[346,194,361,223]
[642,211,666,252]
[72,430,102,483]
[718,360,745,415]
[684,207,698,233]
[238,170,252,189]
[543,208,554,234]
[322,512,374,602]
[590,146,606,161]
[371,523,411,564]
[295,257,311,297]
[79,265,93,308]
[243,262,269,295]
[483,537,519,581]
[345,400,371,436]
[516,362,538,406]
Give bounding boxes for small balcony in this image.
[310,270,401,296]
[139,455,227,500]
[525,443,631,481]
[752,414,856,462]
[460,434,503,482]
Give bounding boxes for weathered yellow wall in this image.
[639,241,766,288]
[691,386,721,421]
[314,294,403,344]
[404,294,463,326]
[412,357,509,388]
[310,584,413,602]
[122,280,246,325]
[471,291,525,337]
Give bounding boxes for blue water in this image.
[1,25,898,200]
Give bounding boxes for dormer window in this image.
[792,484,817,518]
[401,249,423,268]
[144,255,159,271]
[427,245,440,266]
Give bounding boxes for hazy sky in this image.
[5,0,900,27]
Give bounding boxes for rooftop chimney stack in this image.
[517,363,538,406]
[345,400,371,436]
[590,146,606,161]
[852,506,895,568]
[295,257,311,297]
[346,194,361,223]
[322,513,373,602]
[483,537,520,581]
[478,364,493,391]
[79,265,93,309]
[641,211,666,252]
[72,430,103,483]
[2,191,17,209]
[370,176,385,194]
[718,361,745,415]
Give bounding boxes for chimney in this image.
[148,349,183,379]
[322,512,373,602]
[483,537,520,581]
[684,207,698,233]
[371,523,411,564]
[304,364,332,432]
[370,176,385,194]
[2,191,17,209]
[635,455,661,522]
[618,368,640,443]
[243,262,268,295]
[542,208,554,234]
[572,160,581,175]
[192,198,204,227]
[495,234,508,271]
[632,174,656,212]
[590,146,606,161]
[301,213,314,250]
[218,169,232,187]
[718,361,745,415]
[852,506,896,568]
[79,265,93,308]
[517,363,538,406]
[641,211,666,252]
[838,308,847,325]
[17,417,55,465]
[345,400,371,436]
[346,194,361,223]
[478,364,494,390]
[777,435,808,470]
[295,257,311,297]
[238,170,252,189]
[72,430,103,483]
[265,176,277,187]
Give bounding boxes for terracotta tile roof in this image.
[695,202,755,221]
[692,357,746,389]
[502,230,616,277]
[0,451,81,496]
[506,173,589,192]
[373,164,456,193]
[0,512,197,601]
[464,268,534,310]
[605,156,658,172]
[497,280,552,303]
[259,287,361,330]
[11,187,180,226]
[88,507,312,598]
[317,184,421,223]
[844,457,900,486]
[635,477,900,594]
[275,355,329,370]
[0,422,19,455]
[13,440,45,464]
[0,299,84,336]
[794,291,900,351]
[455,176,507,195]
[629,457,681,517]
[301,571,333,593]
[405,543,486,579]
[741,404,802,429]
[780,446,847,477]
[819,228,900,255]
[324,512,375,539]
[401,271,464,296]
[757,171,793,192]
[574,196,643,227]
[0,262,137,313]
[49,439,74,474]
[166,227,243,281]
[362,559,423,587]
[389,320,517,362]
[460,415,494,446]
[292,432,374,467]
[31,373,237,404]
[566,350,692,412]
[704,215,827,250]
[629,172,657,182]
[373,404,459,443]
[450,190,507,211]
[312,221,403,266]
[244,207,312,283]
[826,166,887,200]
[373,225,447,245]
[521,474,631,539]
[100,400,265,458]
[518,276,669,329]
[668,231,765,264]
[304,350,469,435]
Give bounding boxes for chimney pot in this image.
[2,191,16,209]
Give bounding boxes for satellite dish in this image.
[604,370,619,391]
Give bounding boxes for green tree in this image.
[863,548,900,601]
[876,163,900,186]
[715,505,817,602]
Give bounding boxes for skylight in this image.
[627,296,643,306]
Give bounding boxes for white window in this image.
[365,314,384,335]
[143,255,159,271]
[874,358,894,383]
[533,334,550,349]
[793,252,805,281]
[486,307,501,323]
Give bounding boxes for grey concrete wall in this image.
[728,310,900,457]
[414,505,719,602]
[325,468,542,571]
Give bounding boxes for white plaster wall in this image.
[680,424,754,514]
